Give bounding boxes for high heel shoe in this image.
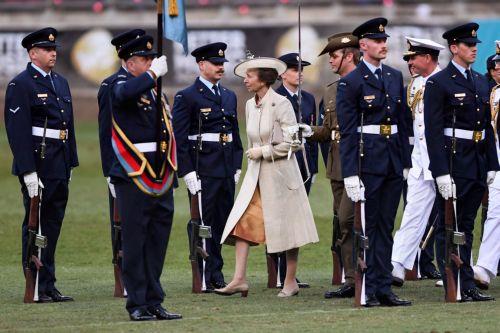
[277,288,299,298]
[214,283,249,297]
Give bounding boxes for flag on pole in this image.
[163,0,189,55]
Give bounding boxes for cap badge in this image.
[147,41,152,50]
[48,34,55,42]
[218,49,224,56]
[471,29,477,37]
[379,24,384,32]
[496,40,500,54]
[341,37,351,44]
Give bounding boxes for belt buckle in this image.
[473,130,482,142]
[59,130,67,140]
[380,124,391,136]
[220,133,229,143]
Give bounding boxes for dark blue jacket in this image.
[424,62,499,180]
[276,84,319,176]
[4,63,78,179]
[336,61,412,178]
[172,78,243,178]
[97,66,127,177]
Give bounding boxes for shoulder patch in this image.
[175,94,183,98]
[117,75,127,78]
[117,81,126,85]
[427,80,434,84]
[101,82,108,86]
[8,82,15,86]
[339,82,347,86]
[9,107,20,114]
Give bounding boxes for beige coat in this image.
[221,88,319,253]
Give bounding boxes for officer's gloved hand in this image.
[246,147,263,160]
[344,175,363,202]
[403,168,410,181]
[184,171,201,195]
[149,55,168,78]
[436,174,453,200]
[107,177,116,198]
[298,123,313,138]
[486,171,496,185]
[23,171,43,198]
[234,169,242,185]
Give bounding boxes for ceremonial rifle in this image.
[23,117,48,303]
[188,110,211,293]
[444,109,464,302]
[112,201,125,297]
[331,213,343,285]
[353,112,368,307]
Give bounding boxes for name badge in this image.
[37,93,48,98]
[200,108,212,113]
[364,95,375,102]
[454,93,466,98]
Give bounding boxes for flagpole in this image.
[155,0,164,181]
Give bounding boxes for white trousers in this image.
[476,178,500,276]
[392,173,436,270]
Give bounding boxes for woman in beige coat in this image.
[214,57,319,298]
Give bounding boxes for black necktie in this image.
[375,68,384,86]
[47,73,56,92]
[465,69,475,89]
[212,84,220,96]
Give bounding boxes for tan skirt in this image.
[230,186,266,245]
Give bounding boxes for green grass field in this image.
[0,123,498,333]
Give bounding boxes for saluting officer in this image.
[473,41,500,290]
[4,27,78,302]
[391,37,445,286]
[109,34,181,320]
[172,43,244,291]
[424,23,498,302]
[97,28,145,283]
[301,32,360,299]
[336,18,412,307]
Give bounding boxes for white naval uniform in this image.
[392,67,441,271]
[475,85,500,277]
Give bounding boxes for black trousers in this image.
[21,178,69,294]
[114,180,174,313]
[188,176,234,287]
[435,177,486,293]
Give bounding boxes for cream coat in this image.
[221,88,319,253]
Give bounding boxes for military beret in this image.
[191,42,228,63]
[22,27,59,50]
[402,36,445,61]
[318,32,359,56]
[118,35,157,60]
[352,17,389,40]
[442,22,481,44]
[111,29,146,52]
[278,53,311,68]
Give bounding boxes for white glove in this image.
[184,171,201,195]
[311,174,317,184]
[234,169,242,185]
[107,177,116,198]
[487,171,496,185]
[149,55,168,78]
[344,175,363,202]
[403,168,410,181]
[24,172,43,198]
[246,147,263,160]
[436,174,453,200]
[69,169,73,182]
[298,123,313,138]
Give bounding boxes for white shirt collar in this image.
[284,85,298,97]
[31,63,51,77]
[451,60,469,78]
[199,75,219,93]
[363,59,382,75]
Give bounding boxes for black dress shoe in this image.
[421,268,441,280]
[324,285,355,299]
[463,288,495,302]
[391,276,404,287]
[148,306,182,320]
[364,294,381,307]
[296,278,310,288]
[36,293,54,303]
[129,308,156,321]
[377,293,411,307]
[212,281,227,289]
[46,289,74,302]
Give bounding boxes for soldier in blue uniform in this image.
[424,23,498,302]
[172,42,244,291]
[108,35,182,320]
[97,29,145,286]
[336,18,412,307]
[4,27,78,302]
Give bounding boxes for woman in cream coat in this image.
[215,57,318,298]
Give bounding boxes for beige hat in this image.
[234,57,287,78]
